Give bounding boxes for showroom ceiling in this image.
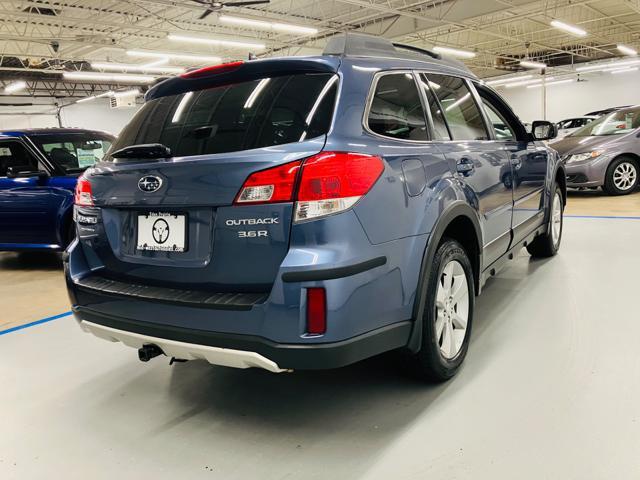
[0,0,639,97]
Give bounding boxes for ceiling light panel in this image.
[219,15,317,35]
[432,46,476,59]
[168,34,265,50]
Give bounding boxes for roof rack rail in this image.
[323,32,441,60]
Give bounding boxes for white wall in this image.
[499,69,640,123]
[59,99,141,135]
[0,97,140,135]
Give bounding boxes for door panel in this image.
[0,139,68,246]
[420,73,514,266]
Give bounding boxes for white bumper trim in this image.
[80,320,288,373]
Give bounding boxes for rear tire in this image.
[603,156,639,196]
[411,239,475,382]
[527,184,563,258]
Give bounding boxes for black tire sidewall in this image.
[419,239,475,380]
[604,157,639,196]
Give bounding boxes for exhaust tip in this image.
[138,344,164,362]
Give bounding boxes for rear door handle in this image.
[456,157,475,175]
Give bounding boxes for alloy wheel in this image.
[551,191,562,247]
[435,260,469,359]
[613,162,637,191]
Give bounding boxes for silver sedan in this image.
[551,106,640,195]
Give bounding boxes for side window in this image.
[423,74,489,141]
[0,142,39,177]
[367,73,428,141]
[481,98,516,140]
[417,74,451,140]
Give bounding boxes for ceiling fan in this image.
[191,0,271,20]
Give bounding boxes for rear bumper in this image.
[73,307,412,371]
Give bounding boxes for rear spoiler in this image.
[145,56,341,101]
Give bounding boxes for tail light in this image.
[74,176,93,206]
[306,288,326,335]
[235,161,302,204]
[234,152,384,221]
[295,152,384,221]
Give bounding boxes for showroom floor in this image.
[2,190,640,479]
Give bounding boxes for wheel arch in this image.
[554,163,567,206]
[406,201,483,353]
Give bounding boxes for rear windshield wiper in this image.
[111,143,172,160]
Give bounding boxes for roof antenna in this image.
[248,52,257,61]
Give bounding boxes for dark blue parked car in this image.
[0,128,114,251]
[65,34,566,380]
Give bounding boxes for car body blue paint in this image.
[65,48,563,368]
[0,129,115,251]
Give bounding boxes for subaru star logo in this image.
[138,175,162,193]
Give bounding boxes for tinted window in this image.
[423,74,488,140]
[0,141,38,177]
[417,74,450,140]
[367,73,428,141]
[481,98,515,140]
[109,73,338,158]
[31,133,113,173]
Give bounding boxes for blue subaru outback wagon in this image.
[0,128,114,251]
[65,34,566,380]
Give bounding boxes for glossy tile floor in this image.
[1,190,639,479]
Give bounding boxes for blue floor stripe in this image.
[0,311,72,336]
[566,215,640,220]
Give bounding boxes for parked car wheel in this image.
[603,156,639,196]
[527,184,563,258]
[413,238,475,381]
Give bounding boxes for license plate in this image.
[136,212,186,252]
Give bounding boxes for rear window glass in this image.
[108,73,338,158]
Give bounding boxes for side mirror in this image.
[6,166,49,179]
[531,120,558,141]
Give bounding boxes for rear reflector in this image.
[180,61,244,79]
[235,160,302,204]
[306,288,326,335]
[295,152,384,221]
[74,176,93,206]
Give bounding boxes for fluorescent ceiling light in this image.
[219,15,317,35]
[168,34,265,50]
[550,20,587,37]
[4,81,27,93]
[486,75,532,86]
[576,59,640,72]
[520,60,547,69]
[91,62,184,74]
[505,77,554,88]
[611,67,639,74]
[63,72,155,83]
[76,96,97,103]
[433,46,476,59]
[527,79,574,88]
[113,89,140,98]
[617,44,638,56]
[127,50,222,63]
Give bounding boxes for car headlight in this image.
[566,151,603,164]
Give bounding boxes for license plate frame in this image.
[136,212,188,253]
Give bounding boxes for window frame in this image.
[473,82,529,142]
[362,70,432,143]
[0,138,50,179]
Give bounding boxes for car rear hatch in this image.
[75,57,340,294]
